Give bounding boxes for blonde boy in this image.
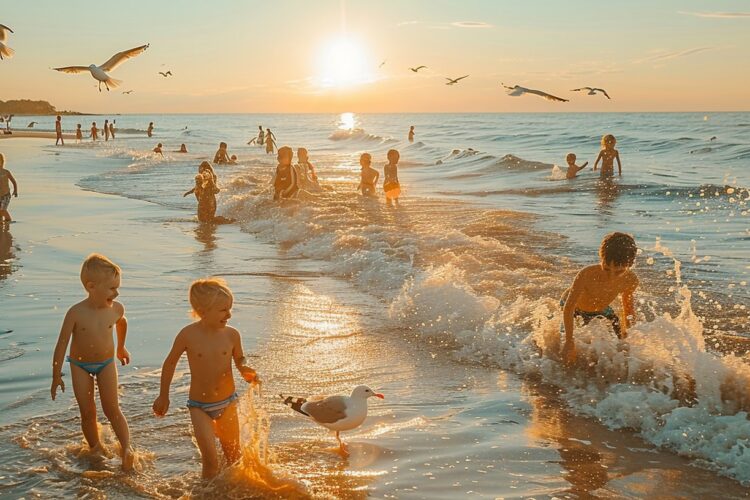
[152,278,259,479]
[51,254,133,469]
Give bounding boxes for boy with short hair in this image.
[565,152,588,179]
[153,278,259,479]
[51,253,134,469]
[560,232,639,366]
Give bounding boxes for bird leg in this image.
[105,82,110,92]
[336,431,349,456]
[98,81,102,92]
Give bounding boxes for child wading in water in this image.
[383,149,401,207]
[273,146,298,200]
[594,134,622,177]
[357,152,379,197]
[565,153,588,179]
[50,254,134,470]
[153,278,259,479]
[184,161,220,222]
[560,232,639,366]
[0,153,19,222]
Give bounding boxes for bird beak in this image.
[375,393,385,399]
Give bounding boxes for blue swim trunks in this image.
[559,300,622,338]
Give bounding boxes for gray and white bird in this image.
[445,75,469,85]
[501,83,568,102]
[53,44,150,92]
[0,24,15,60]
[281,385,384,456]
[571,87,611,99]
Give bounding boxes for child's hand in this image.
[117,347,131,366]
[51,376,65,400]
[152,395,170,416]
[561,341,577,367]
[238,366,259,385]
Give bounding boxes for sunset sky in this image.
[1,0,749,113]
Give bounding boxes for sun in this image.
[317,37,373,88]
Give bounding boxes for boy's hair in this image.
[278,146,293,162]
[360,152,372,163]
[77,124,81,128]
[80,253,121,286]
[387,149,400,162]
[601,134,616,148]
[566,152,576,163]
[599,232,637,267]
[189,278,233,317]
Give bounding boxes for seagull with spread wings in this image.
[0,24,15,60]
[158,70,172,77]
[501,83,568,102]
[571,86,611,99]
[53,44,150,92]
[445,75,469,85]
[409,65,427,73]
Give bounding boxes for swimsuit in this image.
[67,356,114,375]
[0,193,10,211]
[273,164,297,199]
[559,300,622,338]
[187,392,238,420]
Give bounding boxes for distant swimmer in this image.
[594,134,622,177]
[0,24,15,60]
[357,153,379,197]
[90,121,98,141]
[174,143,188,153]
[564,153,588,179]
[27,121,37,128]
[52,43,150,92]
[445,75,469,85]
[501,83,568,102]
[153,143,163,156]
[265,128,277,154]
[408,125,415,142]
[158,70,173,77]
[571,87,611,99]
[247,125,264,145]
[710,136,717,141]
[409,65,427,73]
[122,90,134,94]
[147,122,154,137]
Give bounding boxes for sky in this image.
[1,0,749,113]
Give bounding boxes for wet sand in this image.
[1,138,749,498]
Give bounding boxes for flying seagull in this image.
[27,121,37,128]
[53,43,150,92]
[281,385,384,456]
[158,70,172,77]
[122,90,134,94]
[409,65,427,73]
[379,60,386,68]
[501,83,568,102]
[445,75,469,85]
[0,24,14,60]
[571,87,611,99]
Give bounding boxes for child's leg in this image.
[70,365,101,450]
[214,403,241,465]
[189,407,221,479]
[0,210,10,222]
[96,363,133,468]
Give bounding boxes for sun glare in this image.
[318,37,372,88]
[338,112,356,130]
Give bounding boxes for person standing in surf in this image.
[383,149,401,207]
[408,125,415,143]
[265,128,277,154]
[273,146,298,200]
[357,153,379,197]
[593,134,622,177]
[55,115,64,146]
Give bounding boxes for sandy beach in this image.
[0,130,77,140]
[1,135,749,498]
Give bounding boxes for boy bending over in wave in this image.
[51,254,134,470]
[561,232,639,366]
[153,278,259,479]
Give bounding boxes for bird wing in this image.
[455,75,469,81]
[526,88,568,102]
[100,43,149,72]
[0,24,13,42]
[504,85,526,96]
[53,66,90,74]
[302,396,349,424]
[597,89,611,99]
[570,87,587,92]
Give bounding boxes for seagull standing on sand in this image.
[281,385,384,456]
[0,24,15,60]
[445,75,469,85]
[158,70,172,77]
[571,87,611,99]
[501,83,569,102]
[409,65,427,73]
[52,44,150,92]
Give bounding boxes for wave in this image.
[115,128,148,134]
[328,128,392,143]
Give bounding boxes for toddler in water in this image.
[90,122,98,141]
[0,153,19,222]
[357,152,379,197]
[273,146,298,200]
[152,278,259,479]
[565,153,588,179]
[50,254,134,470]
[594,134,622,176]
[383,149,401,207]
[75,124,83,143]
[153,143,163,156]
[560,232,639,366]
[184,161,220,222]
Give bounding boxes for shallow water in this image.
[1,111,749,496]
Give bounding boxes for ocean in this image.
[1,112,749,498]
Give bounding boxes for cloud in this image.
[397,20,421,26]
[679,11,750,19]
[451,21,493,28]
[633,46,715,64]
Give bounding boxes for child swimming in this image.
[152,278,259,479]
[565,153,588,179]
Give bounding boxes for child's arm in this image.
[615,150,622,175]
[183,187,196,197]
[282,167,298,197]
[231,329,259,385]
[577,161,588,173]
[115,303,130,365]
[152,331,187,416]
[51,309,76,400]
[561,274,586,366]
[8,171,18,196]
[374,171,380,185]
[620,274,639,337]
[593,152,602,171]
